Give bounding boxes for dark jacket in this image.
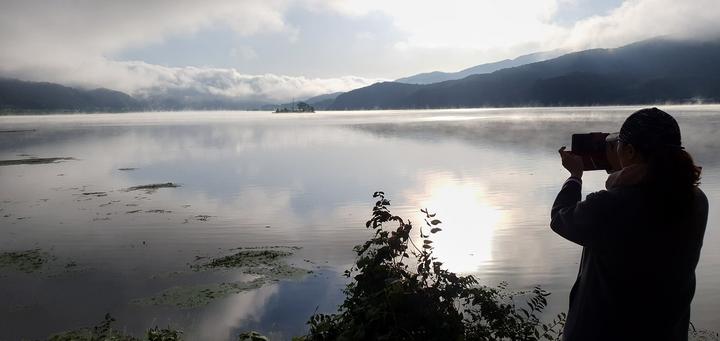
[551,177,708,341]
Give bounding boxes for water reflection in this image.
[408,172,504,273]
[190,285,279,340]
[1,106,719,339]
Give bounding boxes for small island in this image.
[274,101,315,113]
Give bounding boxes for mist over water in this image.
[1,106,719,339]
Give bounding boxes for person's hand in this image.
[558,146,584,178]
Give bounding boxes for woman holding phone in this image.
[552,108,708,340]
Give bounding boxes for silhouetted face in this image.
[617,140,644,168]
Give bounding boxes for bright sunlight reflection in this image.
[410,173,504,274]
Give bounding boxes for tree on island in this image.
[274,101,315,113]
[296,102,314,112]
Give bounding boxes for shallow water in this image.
[1,106,719,340]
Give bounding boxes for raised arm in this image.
[552,147,610,246]
[551,178,587,244]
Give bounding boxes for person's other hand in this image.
[558,146,584,178]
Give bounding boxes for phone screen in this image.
[571,133,611,171]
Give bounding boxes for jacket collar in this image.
[605,164,648,190]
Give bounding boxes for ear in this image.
[626,144,640,161]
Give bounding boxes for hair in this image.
[636,139,702,217]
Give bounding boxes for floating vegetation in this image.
[135,247,311,308]
[0,157,75,166]
[0,129,36,133]
[194,214,211,222]
[82,191,108,197]
[0,249,90,279]
[99,201,119,207]
[46,314,182,341]
[0,249,54,273]
[126,182,180,193]
[238,331,269,341]
[201,249,293,269]
[145,209,172,214]
[132,279,266,309]
[184,214,213,223]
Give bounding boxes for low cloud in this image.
[0,0,380,102]
[6,59,380,103]
[552,0,720,50]
[119,62,382,102]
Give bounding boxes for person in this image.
[551,108,708,340]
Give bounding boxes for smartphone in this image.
[571,132,621,173]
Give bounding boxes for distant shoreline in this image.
[2,102,720,116]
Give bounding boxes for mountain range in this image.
[2,38,719,113]
[0,78,271,112]
[395,50,565,84]
[331,38,720,110]
[0,78,141,112]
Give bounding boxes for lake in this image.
[1,106,718,340]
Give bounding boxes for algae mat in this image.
[132,246,312,308]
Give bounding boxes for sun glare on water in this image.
[409,173,504,274]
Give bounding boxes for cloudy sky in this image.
[1,0,718,103]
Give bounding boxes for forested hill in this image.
[0,78,141,112]
[330,38,720,110]
[0,78,310,112]
[395,50,564,85]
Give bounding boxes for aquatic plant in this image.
[132,280,267,309]
[126,183,180,193]
[0,157,75,166]
[47,314,182,341]
[0,249,53,273]
[238,331,269,341]
[205,249,293,269]
[146,326,183,341]
[133,247,310,308]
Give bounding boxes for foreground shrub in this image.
[297,192,565,341]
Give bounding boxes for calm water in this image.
[1,106,718,340]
